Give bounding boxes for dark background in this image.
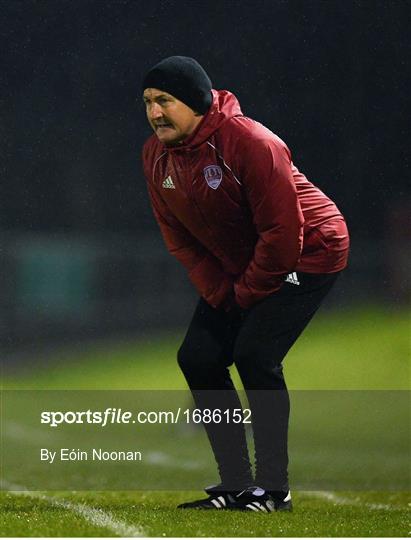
[1,0,409,347]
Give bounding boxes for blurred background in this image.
[1,0,409,355]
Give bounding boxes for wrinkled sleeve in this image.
[146,181,233,309]
[233,137,304,308]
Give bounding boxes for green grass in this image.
[3,305,409,390]
[1,490,409,537]
[1,305,410,537]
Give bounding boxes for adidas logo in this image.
[285,272,300,285]
[162,175,175,189]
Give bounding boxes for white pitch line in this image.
[145,450,202,470]
[2,420,63,444]
[305,490,402,511]
[2,480,146,537]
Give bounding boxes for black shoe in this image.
[269,490,293,512]
[233,486,276,512]
[234,487,293,512]
[177,484,237,510]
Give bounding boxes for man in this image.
[142,56,349,512]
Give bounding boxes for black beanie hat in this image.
[142,56,212,114]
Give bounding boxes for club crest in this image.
[203,165,222,190]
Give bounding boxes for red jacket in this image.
[143,90,349,309]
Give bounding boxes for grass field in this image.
[1,305,410,537]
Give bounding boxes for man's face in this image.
[143,88,203,145]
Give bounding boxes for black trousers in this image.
[177,272,339,492]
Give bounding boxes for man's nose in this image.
[149,103,163,119]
